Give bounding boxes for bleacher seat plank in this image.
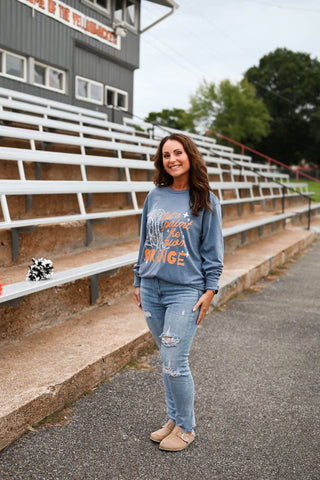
[0,111,155,146]
[5,204,320,307]
[0,87,108,119]
[0,251,138,304]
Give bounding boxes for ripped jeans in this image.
[140,277,202,432]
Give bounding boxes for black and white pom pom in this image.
[26,258,54,281]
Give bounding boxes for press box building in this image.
[0,0,177,122]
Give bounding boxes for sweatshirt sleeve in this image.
[133,195,149,287]
[200,195,224,292]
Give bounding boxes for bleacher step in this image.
[0,294,153,452]
[0,226,316,452]
[1,207,319,344]
[0,238,140,285]
[216,226,317,304]
[2,202,317,280]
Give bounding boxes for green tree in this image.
[245,48,320,165]
[189,78,271,146]
[145,108,196,132]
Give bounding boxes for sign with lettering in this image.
[17,0,120,49]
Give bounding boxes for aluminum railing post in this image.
[307,197,311,230]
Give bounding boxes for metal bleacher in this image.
[0,87,317,307]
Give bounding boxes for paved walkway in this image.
[0,240,319,480]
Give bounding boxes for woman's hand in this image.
[133,287,142,309]
[193,290,215,325]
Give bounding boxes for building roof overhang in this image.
[141,0,179,33]
[145,0,179,7]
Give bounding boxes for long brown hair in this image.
[153,133,213,216]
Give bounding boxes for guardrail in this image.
[208,138,313,230]
[207,129,320,184]
[120,113,315,229]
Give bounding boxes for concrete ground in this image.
[0,237,319,479]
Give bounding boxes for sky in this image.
[133,0,320,119]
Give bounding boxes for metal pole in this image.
[282,186,285,213]
[307,197,311,230]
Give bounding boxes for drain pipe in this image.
[140,1,179,34]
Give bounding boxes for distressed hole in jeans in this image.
[163,365,181,377]
[143,311,152,319]
[161,329,180,347]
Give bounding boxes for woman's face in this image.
[162,139,190,181]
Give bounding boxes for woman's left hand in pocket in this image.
[133,287,142,309]
[193,290,214,325]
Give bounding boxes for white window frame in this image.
[33,61,66,93]
[75,76,104,105]
[114,0,139,32]
[105,85,128,111]
[0,49,27,82]
[82,0,111,16]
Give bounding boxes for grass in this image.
[290,180,320,202]
[306,181,320,202]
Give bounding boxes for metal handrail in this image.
[123,113,313,229]
[206,129,319,230]
[218,147,312,230]
[207,129,320,184]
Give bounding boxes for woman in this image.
[133,133,224,451]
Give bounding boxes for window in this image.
[34,63,46,86]
[117,91,127,109]
[0,50,26,81]
[114,0,138,30]
[76,76,103,104]
[33,61,66,93]
[125,1,137,28]
[83,0,110,15]
[106,86,128,111]
[106,88,115,106]
[49,69,64,91]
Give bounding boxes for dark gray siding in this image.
[0,0,140,120]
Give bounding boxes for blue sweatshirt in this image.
[133,187,224,292]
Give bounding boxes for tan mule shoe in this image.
[150,419,175,443]
[159,425,195,451]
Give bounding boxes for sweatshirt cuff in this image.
[206,288,218,294]
[205,281,219,293]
